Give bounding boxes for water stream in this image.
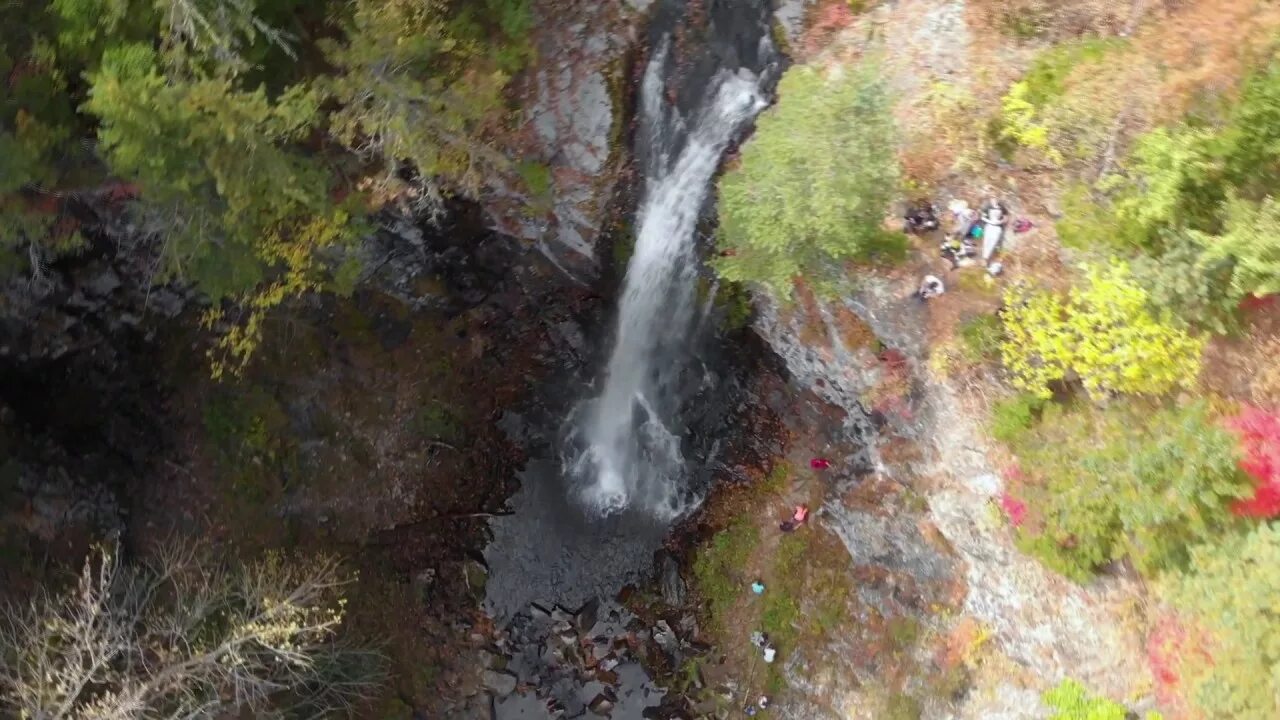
[564,41,768,520]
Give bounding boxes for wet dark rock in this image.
[576,598,600,634]
[483,669,518,697]
[658,552,686,606]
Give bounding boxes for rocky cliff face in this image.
[482,0,650,279]
[756,275,1148,718]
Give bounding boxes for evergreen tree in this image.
[715,60,904,296]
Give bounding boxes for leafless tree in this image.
[0,542,384,720]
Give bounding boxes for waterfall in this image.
[565,40,769,519]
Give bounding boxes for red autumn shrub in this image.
[1227,406,1280,518]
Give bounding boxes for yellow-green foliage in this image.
[1167,524,1280,719]
[1044,679,1162,720]
[1000,80,1060,164]
[1000,264,1204,398]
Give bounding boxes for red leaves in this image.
[1000,493,1027,527]
[1227,406,1280,518]
[1238,293,1276,313]
[1000,465,1028,527]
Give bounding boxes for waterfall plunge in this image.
[565,41,768,519]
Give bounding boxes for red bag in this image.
[810,458,831,470]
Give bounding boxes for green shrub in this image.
[991,393,1046,444]
[1129,232,1239,335]
[1202,194,1280,301]
[1011,401,1249,581]
[715,58,904,296]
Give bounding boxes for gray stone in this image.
[482,669,518,697]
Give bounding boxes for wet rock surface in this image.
[485,0,646,276]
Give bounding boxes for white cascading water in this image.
[565,40,768,519]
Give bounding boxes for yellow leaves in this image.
[1001,264,1204,399]
[206,210,354,380]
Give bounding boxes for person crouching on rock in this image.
[915,275,945,301]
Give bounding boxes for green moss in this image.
[612,231,636,270]
[413,402,462,442]
[516,160,553,215]
[715,279,755,332]
[201,385,299,500]
[887,615,921,652]
[692,518,761,630]
[758,459,791,495]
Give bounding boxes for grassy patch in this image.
[958,313,1004,363]
[692,518,761,630]
[761,533,807,649]
[990,393,1046,444]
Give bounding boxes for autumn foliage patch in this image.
[1227,406,1280,518]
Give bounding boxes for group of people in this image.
[907,196,1018,302]
[905,197,1011,273]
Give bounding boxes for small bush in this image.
[1167,524,1280,719]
